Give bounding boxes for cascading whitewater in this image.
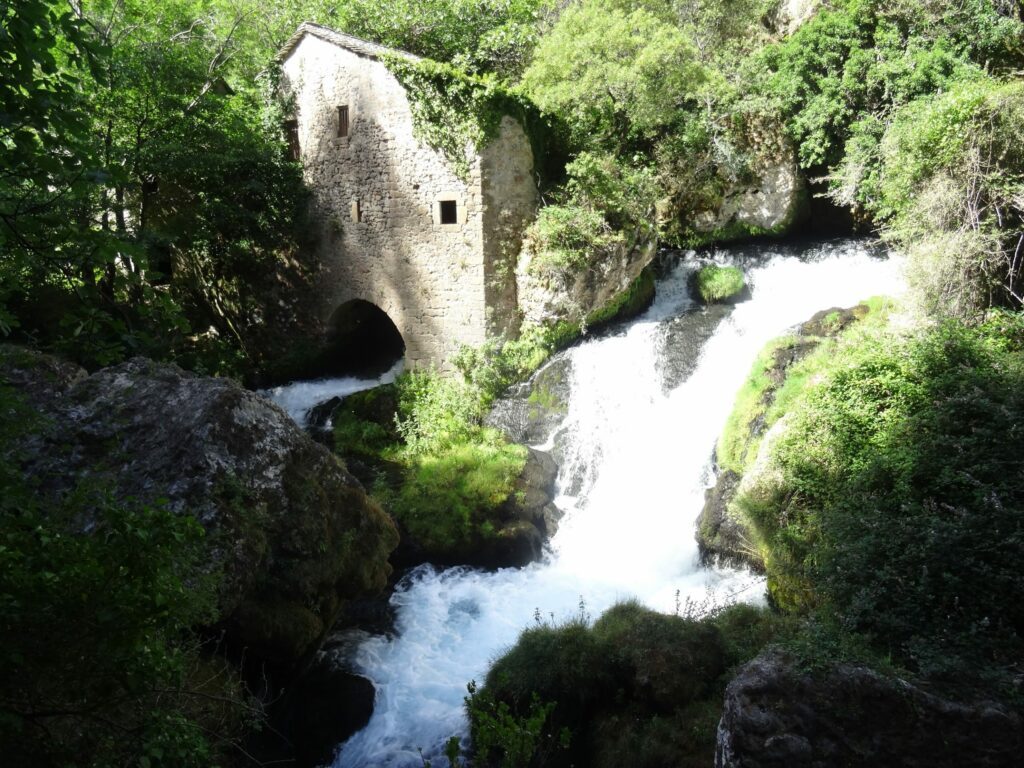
[263,360,404,424]
[329,239,904,768]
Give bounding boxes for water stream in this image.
[263,360,405,425]
[289,239,903,768]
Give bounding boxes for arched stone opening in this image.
[325,299,405,376]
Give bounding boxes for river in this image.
[270,238,904,767]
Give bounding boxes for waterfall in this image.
[262,360,404,425]
[325,239,903,768]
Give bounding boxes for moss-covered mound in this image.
[695,264,746,303]
[470,601,782,768]
[705,302,1024,696]
[331,373,558,569]
[698,303,875,570]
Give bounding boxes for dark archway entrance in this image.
[325,299,405,376]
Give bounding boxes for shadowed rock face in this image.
[716,651,1023,768]
[5,347,398,671]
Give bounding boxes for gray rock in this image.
[697,469,764,572]
[0,344,87,411]
[506,447,562,538]
[8,351,398,669]
[716,650,1023,768]
[486,353,573,446]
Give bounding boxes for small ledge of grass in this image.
[696,265,746,303]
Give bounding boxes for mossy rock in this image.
[694,264,747,304]
[10,355,400,672]
[592,601,726,710]
[473,600,779,768]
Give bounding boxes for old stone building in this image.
[277,23,538,370]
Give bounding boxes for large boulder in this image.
[486,353,573,446]
[6,349,399,670]
[716,650,1023,768]
[516,234,657,327]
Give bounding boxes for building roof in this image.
[277,22,421,64]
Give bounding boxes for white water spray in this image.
[263,360,404,425]
[332,240,904,768]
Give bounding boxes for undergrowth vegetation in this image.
[721,306,1024,690]
[470,600,784,768]
[0,386,253,767]
[333,371,527,558]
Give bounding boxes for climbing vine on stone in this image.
[383,55,549,180]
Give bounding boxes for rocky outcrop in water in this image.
[716,650,1023,768]
[486,354,573,445]
[697,306,867,570]
[4,347,398,671]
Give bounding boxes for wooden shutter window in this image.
[337,105,350,138]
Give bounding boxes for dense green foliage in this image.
[874,80,1024,319]
[333,371,527,556]
[0,387,250,766]
[729,312,1024,687]
[695,264,745,303]
[750,0,1024,314]
[1,0,315,378]
[471,600,783,767]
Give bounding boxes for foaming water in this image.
[262,360,404,425]
[336,239,904,768]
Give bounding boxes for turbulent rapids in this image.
[272,239,904,768]
[263,360,404,425]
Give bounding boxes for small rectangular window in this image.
[439,199,458,225]
[284,119,300,160]
[337,105,350,138]
[350,200,362,223]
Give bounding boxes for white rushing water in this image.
[262,360,404,425]
[334,240,905,768]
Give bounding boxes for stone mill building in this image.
[277,22,539,369]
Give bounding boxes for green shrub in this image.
[473,599,784,768]
[591,601,726,709]
[875,79,1024,319]
[524,204,627,279]
[696,265,746,303]
[734,319,1024,685]
[394,370,487,455]
[482,619,613,749]
[332,371,529,556]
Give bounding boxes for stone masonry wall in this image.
[281,35,536,369]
